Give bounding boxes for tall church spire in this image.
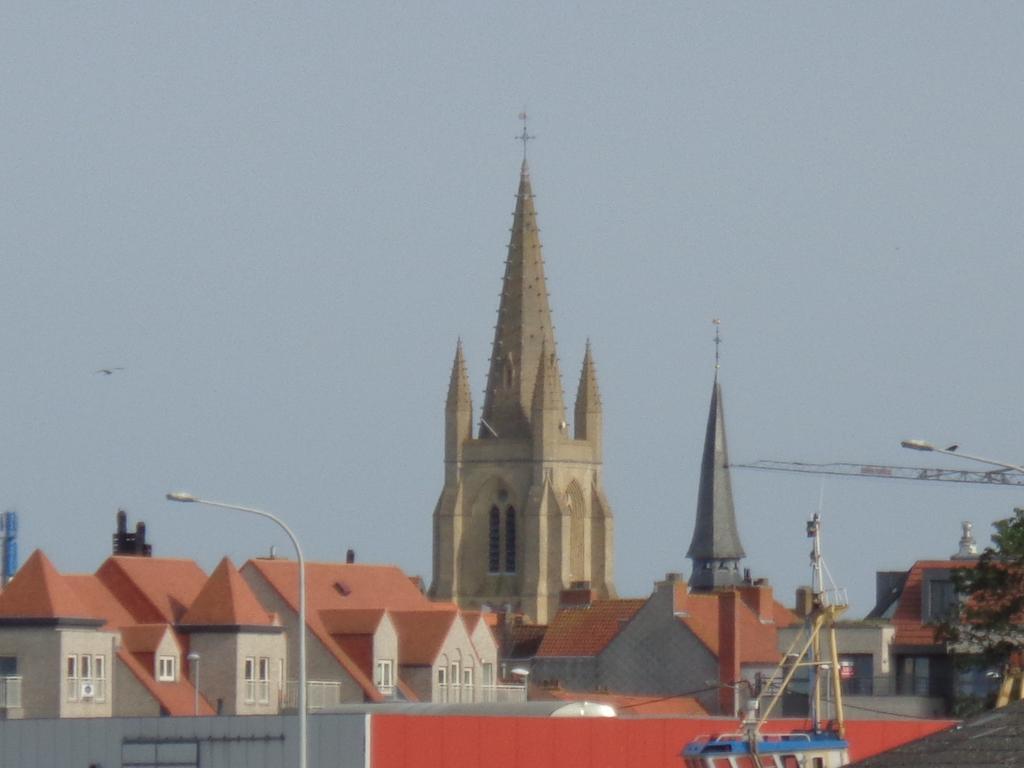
[480,161,564,439]
[431,154,616,624]
[686,326,745,590]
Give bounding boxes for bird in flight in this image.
[94,367,124,376]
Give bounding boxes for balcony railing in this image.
[439,683,526,704]
[282,680,344,710]
[0,676,22,709]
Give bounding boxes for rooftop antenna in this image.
[516,111,535,163]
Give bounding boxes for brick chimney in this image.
[717,589,741,715]
[559,580,596,609]
[738,579,774,623]
[655,572,688,614]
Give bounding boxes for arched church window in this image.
[504,507,517,573]
[488,507,501,574]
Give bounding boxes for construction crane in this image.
[730,460,1024,487]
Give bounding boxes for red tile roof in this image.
[535,599,646,657]
[243,559,423,702]
[320,608,386,635]
[390,609,459,666]
[96,556,208,625]
[180,557,277,627]
[121,624,172,654]
[503,621,548,660]
[892,559,976,646]
[0,550,102,621]
[116,647,215,716]
[678,588,792,665]
[63,574,136,630]
[245,559,440,613]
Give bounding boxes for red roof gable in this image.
[0,550,101,622]
[96,556,208,624]
[892,559,976,646]
[180,557,276,627]
[536,599,646,657]
[390,610,459,666]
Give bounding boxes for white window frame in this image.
[66,655,79,702]
[463,667,473,687]
[157,655,176,682]
[375,659,394,689]
[450,663,460,688]
[93,654,107,702]
[257,657,270,704]
[244,656,256,703]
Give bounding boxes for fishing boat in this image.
[682,512,851,768]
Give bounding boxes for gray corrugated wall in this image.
[0,713,367,768]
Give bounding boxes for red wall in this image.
[371,715,955,768]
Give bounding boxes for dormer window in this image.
[157,655,176,682]
[922,569,957,624]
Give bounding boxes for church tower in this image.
[686,327,746,590]
[429,160,616,623]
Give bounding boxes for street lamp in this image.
[187,651,200,716]
[900,439,1024,474]
[510,667,530,701]
[166,492,307,768]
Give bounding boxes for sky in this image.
[2,3,1023,616]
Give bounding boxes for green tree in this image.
[938,508,1024,664]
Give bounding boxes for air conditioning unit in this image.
[80,682,95,699]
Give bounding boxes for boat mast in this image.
[753,512,848,737]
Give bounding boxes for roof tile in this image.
[0,550,100,621]
[180,557,276,627]
[536,599,645,657]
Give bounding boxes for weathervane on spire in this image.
[713,318,722,371]
[517,111,535,162]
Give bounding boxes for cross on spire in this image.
[517,111,535,162]
[713,318,722,371]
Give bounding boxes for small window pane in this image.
[488,507,501,573]
[505,507,517,573]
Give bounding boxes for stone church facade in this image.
[429,161,616,624]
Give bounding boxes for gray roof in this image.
[852,702,1022,766]
[686,375,745,589]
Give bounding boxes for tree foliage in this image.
[938,508,1024,663]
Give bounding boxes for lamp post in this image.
[900,439,1024,474]
[187,651,200,716]
[510,667,530,702]
[167,492,307,768]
